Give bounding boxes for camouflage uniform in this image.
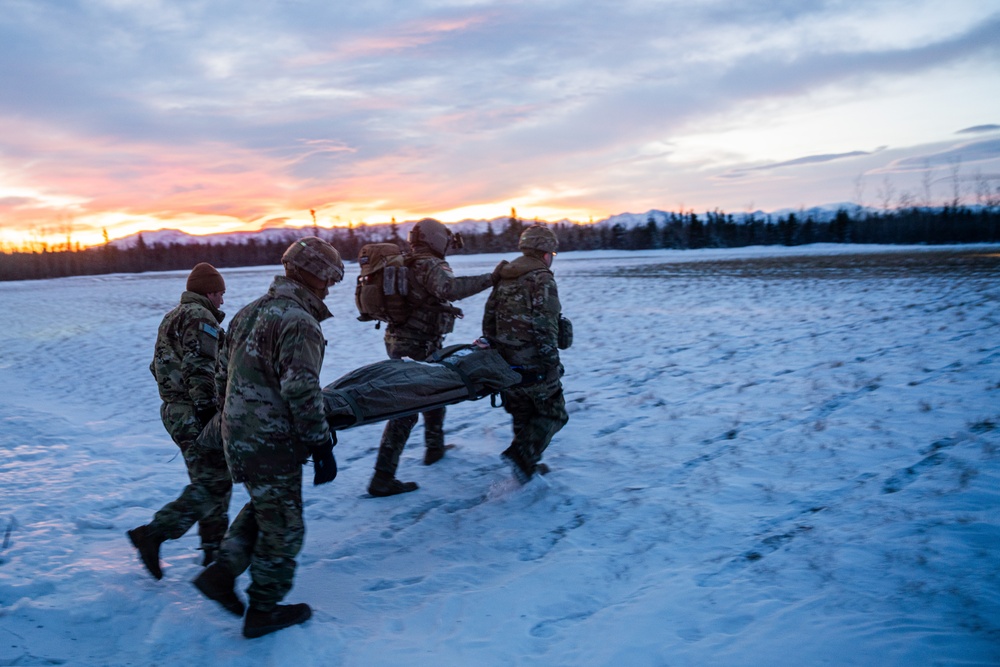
[216,275,332,612]
[483,254,568,478]
[146,291,231,552]
[374,249,493,476]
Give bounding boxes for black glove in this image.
[312,435,337,486]
[195,405,217,428]
[491,260,509,285]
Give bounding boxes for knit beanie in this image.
[186,263,226,295]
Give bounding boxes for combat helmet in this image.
[282,236,345,285]
[518,224,558,253]
[408,218,462,257]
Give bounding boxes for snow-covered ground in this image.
[1,244,998,666]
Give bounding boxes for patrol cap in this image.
[281,236,345,285]
[186,262,225,295]
[518,224,558,253]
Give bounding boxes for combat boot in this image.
[193,563,246,617]
[423,445,445,465]
[367,470,419,497]
[243,603,312,639]
[500,447,533,484]
[127,525,164,580]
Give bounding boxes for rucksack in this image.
[355,243,411,327]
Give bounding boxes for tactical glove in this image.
[491,260,509,285]
[312,435,338,486]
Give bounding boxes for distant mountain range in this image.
[109,204,861,249]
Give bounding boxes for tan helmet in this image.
[408,218,461,257]
[518,224,558,253]
[281,236,345,285]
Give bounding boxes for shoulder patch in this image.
[200,322,220,339]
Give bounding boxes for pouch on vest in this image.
[557,315,573,350]
[355,243,411,327]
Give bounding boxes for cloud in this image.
[0,196,39,210]
[957,124,1000,134]
[725,150,880,177]
[892,138,1000,170]
[2,1,999,245]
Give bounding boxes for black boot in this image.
[127,525,164,580]
[423,446,445,466]
[193,563,246,617]
[243,603,312,639]
[367,471,419,497]
[501,448,534,485]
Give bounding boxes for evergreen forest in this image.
[2,206,999,282]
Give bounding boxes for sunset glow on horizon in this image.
[2,1,998,252]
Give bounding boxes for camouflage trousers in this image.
[215,468,304,612]
[375,336,445,475]
[502,380,568,466]
[149,403,232,549]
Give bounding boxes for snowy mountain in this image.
[109,206,863,249]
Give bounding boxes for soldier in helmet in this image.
[194,237,341,639]
[128,262,231,579]
[482,224,569,483]
[368,217,507,497]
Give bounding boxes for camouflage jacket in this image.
[482,255,561,372]
[385,250,492,346]
[149,291,226,411]
[221,276,333,482]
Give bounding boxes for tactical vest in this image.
[488,258,558,370]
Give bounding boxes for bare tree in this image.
[876,175,896,213]
[972,169,1000,209]
[921,160,934,208]
[948,156,963,207]
[898,190,915,209]
[853,174,866,215]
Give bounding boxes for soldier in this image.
[482,224,569,483]
[368,218,505,497]
[193,237,341,639]
[128,262,231,579]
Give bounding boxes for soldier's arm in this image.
[214,328,229,408]
[425,261,492,302]
[180,313,221,409]
[531,273,562,369]
[275,316,331,451]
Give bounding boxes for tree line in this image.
[2,206,999,282]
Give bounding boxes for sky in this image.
[1,0,999,249]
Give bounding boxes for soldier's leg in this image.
[128,403,206,578]
[522,384,568,464]
[422,406,446,465]
[502,384,568,479]
[500,390,536,481]
[215,499,259,577]
[194,446,233,565]
[244,470,305,612]
[146,444,218,541]
[194,498,255,617]
[369,414,421,496]
[374,413,419,476]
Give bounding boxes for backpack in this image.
[355,243,411,327]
